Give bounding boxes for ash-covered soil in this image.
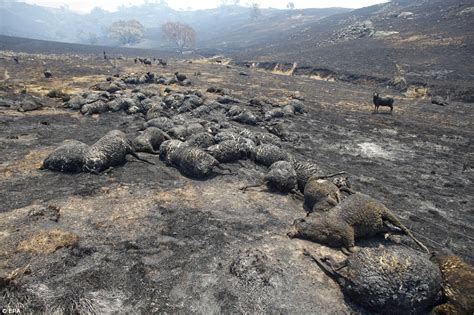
[0,51,473,313]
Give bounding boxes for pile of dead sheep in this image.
[43,71,470,314]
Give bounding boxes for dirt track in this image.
[0,52,472,313]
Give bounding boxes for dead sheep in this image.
[292,160,322,192]
[42,140,89,173]
[241,161,301,194]
[430,249,474,314]
[133,92,147,101]
[303,178,341,212]
[304,246,442,313]
[171,123,205,140]
[253,144,293,167]
[144,117,175,131]
[168,146,227,178]
[214,131,246,143]
[287,99,305,114]
[108,98,137,112]
[227,105,243,117]
[159,140,187,165]
[139,99,156,114]
[145,103,163,121]
[236,129,281,146]
[207,86,230,95]
[214,131,256,151]
[132,127,171,154]
[266,122,297,142]
[65,93,105,110]
[185,132,216,148]
[83,130,153,173]
[232,111,258,125]
[206,140,251,163]
[167,125,188,140]
[282,104,296,115]
[249,96,273,108]
[264,108,285,121]
[177,96,203,113]
[288,192,429,253]
[186,122,205,138]
[46,89,68,99]
[217,95,240,104]
[17,95,44,112]
[264,161,298,193]
[192,105,212,117]
[80,100,109,115]
[66,95,86,110]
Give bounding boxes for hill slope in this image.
[218,0,474,101]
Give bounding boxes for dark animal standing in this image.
[103,51,107,60]
[44,69,52,78]
[304,247,442,314]
[288,193,428,253]
[373,92,394,113]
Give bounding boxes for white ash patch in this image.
[357,142,394,160]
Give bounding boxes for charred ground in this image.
[0,41,473,313]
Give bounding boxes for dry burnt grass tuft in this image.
[0,47,473,313]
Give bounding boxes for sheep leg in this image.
[315,171,347,179]
[303,249,341,279]
[340,187,356,195]
[240,181,265,191]
[321,256,348,271]
[129,152,156,165]
[215,164,236,175]
[291,190,304,200]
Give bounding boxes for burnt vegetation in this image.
[0,0,473,313]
